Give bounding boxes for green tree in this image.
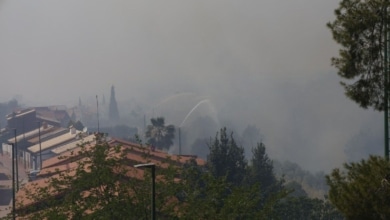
[178,159,283,219]
[207,127,247,186]
[328,0,390,110]
[275,196,343,220]
[246,143,280,193]
[326,156,390,219]
[12,137,179,219]
[5,130,295,219]
[145,117,175,150]
[284,181,308,198]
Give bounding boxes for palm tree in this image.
[145,117,175,150]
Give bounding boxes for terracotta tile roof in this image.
[38,159,81,176]
[16,138,206,213]
[41,147,85,169]
[109,138,206,166]
[17,170,78,208]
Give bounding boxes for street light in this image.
[10,143,16,220]
[13,129,18,192]
[134,163,156,220]
[37,121,42,170]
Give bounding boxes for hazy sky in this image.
[0,0,383,171]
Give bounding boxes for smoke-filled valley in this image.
[0,0,384,174]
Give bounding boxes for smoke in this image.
[0,0,382,172]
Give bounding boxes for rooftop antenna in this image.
[96,95,100,133]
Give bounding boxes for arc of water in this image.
[180,99,209,127]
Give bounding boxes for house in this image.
[34,106,72,128]
[2,123,62,170]
[2,125,91,170]
[15,136,205,216]
[6,109,37,134]
[26,127,93,170]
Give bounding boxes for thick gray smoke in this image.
[0,0,382,172]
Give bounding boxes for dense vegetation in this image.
[328,0,390,110]
[2,128,343,219]
[327,156,390,219]
[145,117,175,151]
[327,1,390,217]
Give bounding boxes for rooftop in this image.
[28,130,82,153]
[51,134,95,155]
[6,108,35,119]
[16,137,206,213]
[7,124,55,144]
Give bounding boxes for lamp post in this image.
[134,163,156,220]
[10,143,16,220]
[13,129,18,191]
[37,121,42,170]
[385,5,389,160]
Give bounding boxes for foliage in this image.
[285,181,308,198]
[178,159,285,219]
[328,0,390,110]
[275,196,344,220]
[244,142,285,210]
[11,137,179,219]
[5,134,289,219]
[326,155,390,219]
[246,143,279,190]
[207,127,247,186]
[145,117,175,150]
[0,126,343,219]
[274,160,329,198]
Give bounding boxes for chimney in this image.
[70,126,76,135]
[42,122,48,129]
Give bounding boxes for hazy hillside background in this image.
[0,0,383,172]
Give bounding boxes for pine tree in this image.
[207,127,247,186]
[246,143,280,194]
[326,156,390,218]
[328,0,390,110]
